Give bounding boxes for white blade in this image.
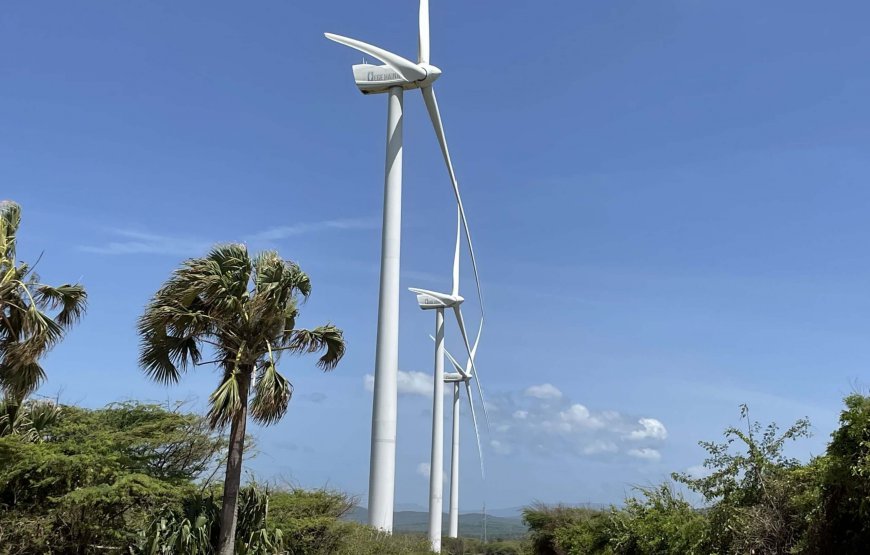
[418,0,430,64]
[472,358,490,433]
[452,306,479,384]
[445,345,468,377]
[464,315,483,374]
[421,85,484,318]
[429,335,469,378]
[325,33,426,82]
[451,205,460,297]
[461,311,490,432]
[464,379,485,480]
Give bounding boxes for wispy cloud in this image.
[525,383,563,400]
[627,448,662,462]
[80,217,378,256]
[79,229,210,256]
[246,218,379,242]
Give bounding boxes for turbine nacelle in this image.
[352,63,441,95]
[409,287,463,310]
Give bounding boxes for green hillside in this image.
[345,508,527,540]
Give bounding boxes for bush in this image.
[0,401,222,554]
[524,504,609,555]
[331,523,432,555]
[806,394,870,553]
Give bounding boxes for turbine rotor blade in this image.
[464,315,483,375]
[452,307,489,432]
[421,85,484,319]
[464,379,485,480]
[429,334,468,378]
[452,306,478,382]
[418,0,430,64]
[472,358,490,434]
[444,347,466,377]
[452,205,460,297]
[325,33,426,82]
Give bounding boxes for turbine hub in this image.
[420,64,442,84]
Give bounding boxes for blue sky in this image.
[3,0,870,510]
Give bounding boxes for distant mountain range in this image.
[344,507,528,540]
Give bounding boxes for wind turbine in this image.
[442,324,486,540]
[410,207,482,552]
[325,0,483,533]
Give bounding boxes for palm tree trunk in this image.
[216,371,250,555]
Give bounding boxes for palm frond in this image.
[0,360,46,398]
[0,201,21,261]
[250,360,293,426]
[34,283,88,326]
[285,325,346,371]
[139,329,186,385]
[207,371,243,429]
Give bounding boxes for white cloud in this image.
[79,229,210,256]
[397,371,432,396]
[684,465,712,479]
[485,384,668,463]
[416,463,431,478]
[583,440,618,455]
[625,418,668,441]
[246,218,378,242]
[627,448,662,462]
[525,383,563,400]
[363,370,444,397]
[490,439,512,455]
[559,404,605,430]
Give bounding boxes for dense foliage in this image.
[523,395,870,555]
[0,402,223,554]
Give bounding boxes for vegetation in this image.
[0,401,223,553]
[137,244,345,555]
[0,401,434,554]
[0,200,87,435]
[522,396,870,555]
[7,201,870,554]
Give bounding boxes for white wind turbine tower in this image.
[325,0,483,533]
[442,323,487,540]
[410,207,483,552]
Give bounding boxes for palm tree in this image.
[138,244,345,555]
[0,396,62,441]
[0,201,87,424]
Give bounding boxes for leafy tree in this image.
[526,489,708,555]
[673,405,812,554]
[806,393,870,552]
[262,488,352,554]
[137,244,345,555]
[0,402,224,554]
[523,503,606,555]
[0,201,87,425]
[604,485,709,555]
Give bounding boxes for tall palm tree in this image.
[0,201,87,423]
[138,244,345,555]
